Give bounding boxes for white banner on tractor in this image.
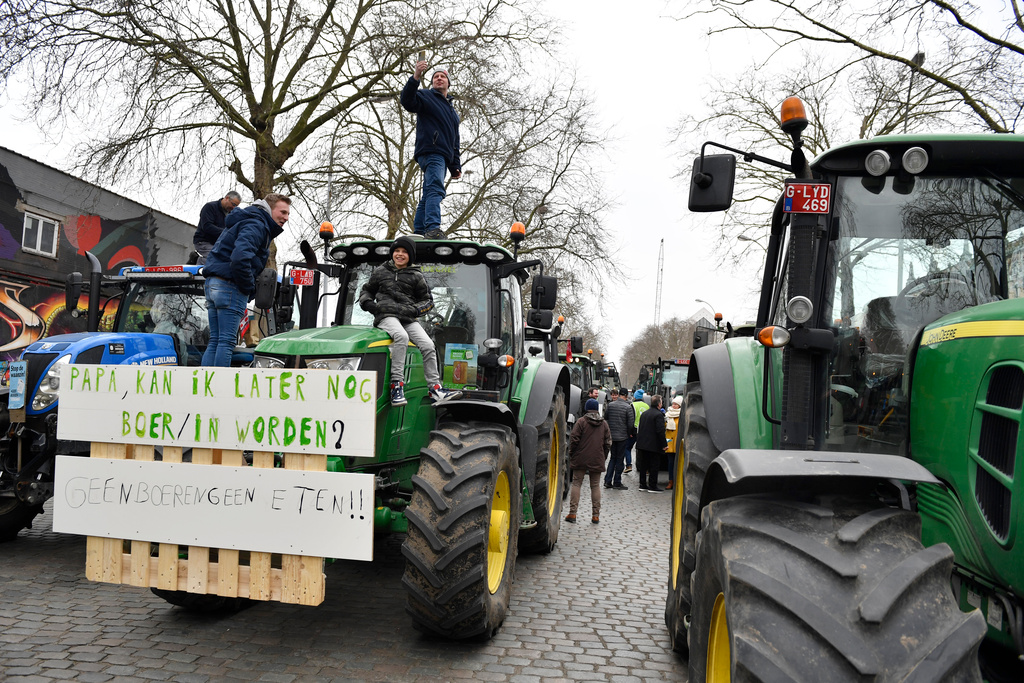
[53,456,374,560]
[56,365,377,457]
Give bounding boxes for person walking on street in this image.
[202,193,289,367]
[636,394,667,491]
[604,387,633,491]
[358,235,459,405]
[664,394,684,490]
[566,398,611,524]
[194,191,241,260]
[626,389,649,473]
[400,60,461,238]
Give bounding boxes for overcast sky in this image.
[0,0,766,364]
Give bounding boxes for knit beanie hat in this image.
[584,398,599,412]
[634,390,644,400]
[390,234,417,264]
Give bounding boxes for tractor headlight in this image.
[306,356,362,371]
[252,355,286,369]
[902,147,929,174]
[786,296,813,324]
[32,354,71,411]
[865,150,891,176]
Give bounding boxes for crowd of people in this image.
[565,387,683,525]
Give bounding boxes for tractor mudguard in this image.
[700,448,942,512]
[690,343,741,451]
[567,384,581,417]
[436,399,533,495]
[521,362,570,428]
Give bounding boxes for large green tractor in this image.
[666,98,1024,680]
[233,233,571,640]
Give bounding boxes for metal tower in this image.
[654,238,664,325]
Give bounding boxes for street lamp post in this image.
[904,51,925,134]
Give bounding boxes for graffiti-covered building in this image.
[0,147,195,362]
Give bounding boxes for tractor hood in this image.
[254,325,392,357]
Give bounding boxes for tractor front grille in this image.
[24,352,59,402]
[974,364,1023,542]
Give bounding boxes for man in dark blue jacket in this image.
[201,193,289,367]
[400,61,462,238]
[194,191,241,259]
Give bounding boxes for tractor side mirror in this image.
[531,275,558,310]
[275,281,296,325]
[527,309,553,329]
[253,268,278,310]
[570,335,583,354]
[693,328,709,349]
[65,272,83,317]
[689,154,736,212]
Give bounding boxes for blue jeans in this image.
[202,277,248,367]
[413,154,447,235]
[605,440,627,486]
[625,435,636,467]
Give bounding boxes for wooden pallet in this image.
[84,442,326,606]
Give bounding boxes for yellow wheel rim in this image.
[670,442,686,587]
[547,421,561,516]
[487,470,511,594]
[707,593,731,682]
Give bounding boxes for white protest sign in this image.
[53,456,374,560]
[57,365,377,457]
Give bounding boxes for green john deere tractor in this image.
[233,232,571,640]
[666,97,1024,680]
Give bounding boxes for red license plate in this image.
[290,268,316,286]
[783,182,831,214]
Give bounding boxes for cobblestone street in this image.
[1,470,686,682]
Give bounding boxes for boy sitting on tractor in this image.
[358,235,459,405]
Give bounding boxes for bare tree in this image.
[677,53,962,262]
[680,0,1024,133]
[619,316,699,391]
[0,0,551,200]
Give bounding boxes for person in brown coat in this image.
[566,398,612,524]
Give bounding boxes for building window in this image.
[23,213,59,258]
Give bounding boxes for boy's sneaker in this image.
[429,384,462,402]
[390,382,407,406]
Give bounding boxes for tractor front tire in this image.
[688,494,985,682]
[665,382,716,655]
[519,389,567,554]
[0,498,43,542]
[403,421,521,640]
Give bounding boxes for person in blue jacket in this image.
[201,193,290,367]
[400,60,462,238]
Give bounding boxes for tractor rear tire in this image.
[402,420,521,640]
[0,498,43,542]
[688,494,985,682]
[519,389,567,554]
[665,382,716,655]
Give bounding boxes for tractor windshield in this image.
[825,174,1024,453]
[342,262,491,353]
[117,282,210,349]
[660,366,688,399]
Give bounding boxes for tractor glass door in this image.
[824,174,1024,454]
[118,282,210,363]
[343,261,491,388]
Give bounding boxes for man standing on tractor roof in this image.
[358,235,459,405]
[194,191,241,261]
[401,60,462,239]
